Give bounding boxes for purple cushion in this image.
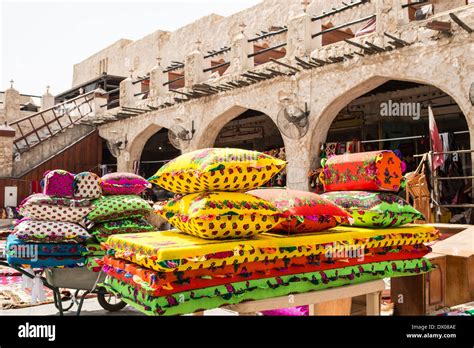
[101,172,150,195]
[43,170,75,197]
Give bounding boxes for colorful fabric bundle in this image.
[18,194,94,223]
[247,188,351,233]
[86,195,152,223]
[13,220,91,243]
[6,235,87,256]
[104,225,438,273]
[156,192,282,239]
[43,169,75,197]
[103,258,432,316]
[148,148,286,194]
[101,173,151,195]
[73,172,102,199]
[261,307,309,316]
[82,241,106,272]
[89,219,155,243]
[320,150,405,192]
[321,191,425,227]
[5,235,85,267]
[102,244,429,297]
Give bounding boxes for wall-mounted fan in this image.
[106,138,127,158]
[168,121,195,150]
[277,102,310,139]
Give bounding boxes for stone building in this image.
[0,0,473,217]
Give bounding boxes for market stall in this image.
[99,147,437,316]
[2,169,154,315]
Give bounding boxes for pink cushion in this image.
[101,172,151,195]
[43,170,75,197]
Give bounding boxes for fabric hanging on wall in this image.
[345,140,363,154]
[325,143,338,158]
[439,133,450,171]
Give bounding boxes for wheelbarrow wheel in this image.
[97,289,127,312]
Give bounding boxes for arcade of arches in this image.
[114,78,471,223]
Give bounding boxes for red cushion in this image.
[321,150,404,192]
[246,188,351,233]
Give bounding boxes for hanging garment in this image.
[439,133,465,205]
[440,132,449,171]
[325,143,338,158]
[345,140,363,154]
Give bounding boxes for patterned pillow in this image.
[247,188,351,233]
[18,194,94,223]
[87,195,152,223]
[74,172,102,199]
[43,169,75,197]
[6,234,87,256]
[89,218,155,243]
[155,192,282,239]
[321,191,425,228]
[321,150,405,192]
[101,173,151,195]
[13,220,91,243]
[148,148,286,194]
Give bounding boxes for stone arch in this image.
[127,123,163,169]
[192,103,288,150]
[309,74,473,164]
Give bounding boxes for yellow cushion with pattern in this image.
[148,148,286,194]
[155,191,283,239]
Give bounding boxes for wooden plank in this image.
[366,292,381,315]
[445,256,474,307]
[430,227,474,257]
[224,280,384,313]
[426,21,452,32]
[449,13,473,33]
[313,298,352,315]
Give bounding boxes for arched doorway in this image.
[137,128,180,179]
[214,108,286,186]
[315,79,471,223]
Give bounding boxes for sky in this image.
[0,0,261,96]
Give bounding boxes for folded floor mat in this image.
[103,244,430,297]
[103,258,431,316]
[104,225,438,272]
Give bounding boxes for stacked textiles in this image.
[84,173,154,271]
[102,226,437,316]
[100,148,438,316]
[320,150,424,228]
[6,234,86,267]
[7,170,101,268]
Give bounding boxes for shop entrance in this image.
[214,108,286,187]
[316,80,471,223]
[138,128,180,179]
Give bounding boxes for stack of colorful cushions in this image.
[101,226,437,316]
[99,148,438,316]
[255,151,427,315]
[84,173,154,271]
[319,150,425,228]
[7,170,102,268]
[149,148,288,240]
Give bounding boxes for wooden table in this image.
[193,280,385,316]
